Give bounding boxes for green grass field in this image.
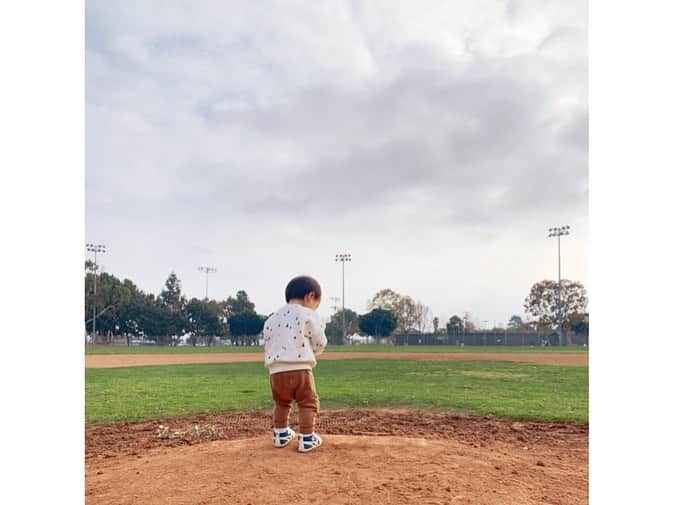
[85,359,588,425]
[85,344,588,355]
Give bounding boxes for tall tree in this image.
[125,293,164,343]
[185,298,226,346]
[446,315,464,336]
[367,289,431,342]
[116,279,148,346]
[432,316,440,334]
[367,288,402,312]
[508,315,524,329]
[140,299,180,345]
[395,296,418,344]
[412,300,431,334]
[84,269,135,343]
[325,309,358,345]
[222,290,256,317]
[569,312,589,337]
[524,279,588,345]
[158,272,187,345]
[227,311,265,346]
[358,309,397,342]
[160,272,185,313]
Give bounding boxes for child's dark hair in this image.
[285,275,322,302]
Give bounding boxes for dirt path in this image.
[86,351,587,368]
[86,410,587,505]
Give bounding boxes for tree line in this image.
[327,281,588,346]
[444,280,588,345]
[85,263,265,346]
[326,288,435,345]
[85,262,588,346]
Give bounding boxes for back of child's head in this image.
[285,275,322,302]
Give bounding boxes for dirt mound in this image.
[86,410,587,505]
[85,351,588,368]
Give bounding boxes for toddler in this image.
[263,275,327,452]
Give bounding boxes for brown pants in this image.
[270,369,320,434]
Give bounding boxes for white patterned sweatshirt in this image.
[263,303,327,375]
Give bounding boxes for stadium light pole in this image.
[335,253,352,343]
[86,243,106,345]
[548,226,571,345]
[197,266,217,300]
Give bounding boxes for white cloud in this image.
[86,0,588,324]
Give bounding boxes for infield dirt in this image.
[86,351,587,368]
[86,409,587,505]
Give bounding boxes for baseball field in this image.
[85,346,588,505]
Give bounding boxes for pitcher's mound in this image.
[86,434,586,505]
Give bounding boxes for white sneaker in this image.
[297,432,323,453]
[272,427,296,448]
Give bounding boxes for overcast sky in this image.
[85,0,587,327]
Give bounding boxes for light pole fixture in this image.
[197,266,217,300]
[86,243,106,345]
[335,253,352,343]
[548,225,571,345]
[329,297,341,314]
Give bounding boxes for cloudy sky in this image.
[85,0,587,327]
